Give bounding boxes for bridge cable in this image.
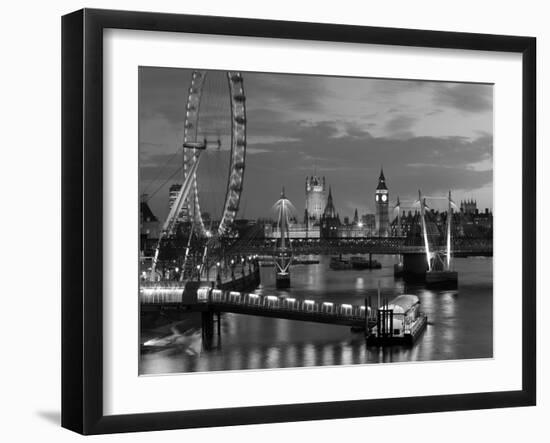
[141,148,182,197]
[145,164,185,203]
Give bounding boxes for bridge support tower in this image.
[275,250,291,289]
[274,188,293,289]
[401,253,428,280]
[201,310,222,349]
[201,311,215,340]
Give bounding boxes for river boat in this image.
[350,256,382,270]
[366,294,427,346]
[329,256,352,270]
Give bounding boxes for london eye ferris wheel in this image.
[149,70,247,280]
[182,70,247,237]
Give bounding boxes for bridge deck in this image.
[228,237,492,256]
[142,285,376,328]
[206,301,373,327]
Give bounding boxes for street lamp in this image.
[196,264,201,282]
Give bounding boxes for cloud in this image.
[245,72,327,112]
[425,109,444,116]
[384,115,417,138]
[139,68,494,220]
[433,83,493,113]
[144,131,493,220]
[231,121,493,217]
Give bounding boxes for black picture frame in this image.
[62,8,536,435]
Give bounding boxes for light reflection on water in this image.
[140,255,493,375]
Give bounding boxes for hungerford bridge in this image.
[226,236,493,257]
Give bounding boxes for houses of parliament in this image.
[264,168,493,241]
[265,168,392,239]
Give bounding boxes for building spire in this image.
[323,186,337,218]
[376,166,388,190]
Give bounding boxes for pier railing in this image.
[140,266,261,305]
[196,287,375,326]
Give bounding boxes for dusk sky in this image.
[139,67,493,222]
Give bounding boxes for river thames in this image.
[140,255,493,375]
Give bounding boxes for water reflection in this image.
[140,255,493,374]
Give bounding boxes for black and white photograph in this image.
[0,0,545,438]
[138,67,493,375]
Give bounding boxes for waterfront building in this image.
[337,224,370,238]
[140,194,160,254]
[375,168,390,237]
[353,208,359,225]
[362,214,376,233]
[460,199,477,215]
[458,206,493,238]
[320,187,340,238]
[304,175,327,229]
[168,183,190,222]
[390,207,493,241]
[473,208,493,230]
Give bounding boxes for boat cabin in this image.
[378,294,421,336]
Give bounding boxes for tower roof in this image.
[140,200,158,222]
[323,186,337,218]
[376,167,387,190]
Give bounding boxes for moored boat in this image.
[366,294,427,346]
[350,256,382,270]
[329,256,352,270]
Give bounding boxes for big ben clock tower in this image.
[375,168,389,237]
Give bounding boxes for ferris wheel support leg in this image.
[149,154,202,281]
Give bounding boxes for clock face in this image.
[375,195,379,202]
[381,194,387,202]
